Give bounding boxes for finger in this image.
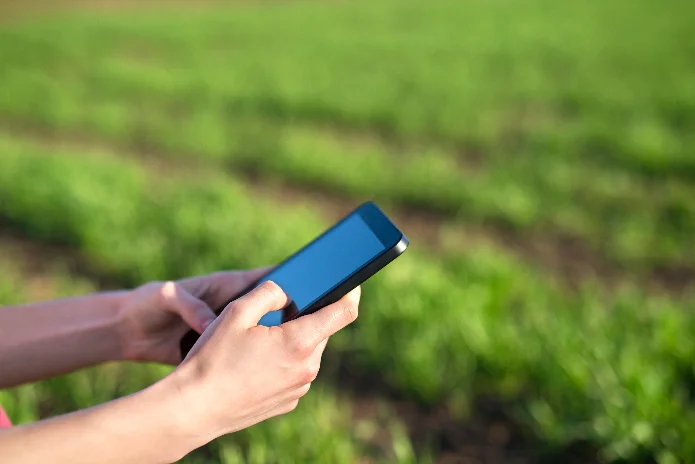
[212,267,275,303]
[283,286,360,350]
[178,266,274,309]
[239,266,275,286]
[227,280,289,328]
[161,281,216,334]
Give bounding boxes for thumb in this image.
[227,281,289,328]
[161,281,216,334]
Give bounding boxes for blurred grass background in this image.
[0,0,694,462]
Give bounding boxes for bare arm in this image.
[0,282,361,464]
[0,292,127,389]
[0,377,195,464]
[0,269,268,389]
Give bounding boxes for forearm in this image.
[0,292,128,388]
[0,376,203,464]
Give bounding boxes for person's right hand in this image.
[169,281,360,445]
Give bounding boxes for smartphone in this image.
[179,201,408,358]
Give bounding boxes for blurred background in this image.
[0,0,694,462]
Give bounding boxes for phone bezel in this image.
[357,201,404,249]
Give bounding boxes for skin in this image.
[0,271,360,463]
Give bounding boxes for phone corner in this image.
[395,235,409,254]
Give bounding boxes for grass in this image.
[0,0,693,271]
[1,136,694,461]
[1,0,694,462]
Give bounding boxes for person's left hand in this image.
[117,269,270,365]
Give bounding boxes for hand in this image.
[117,269,269,365]
[171,281,360,444]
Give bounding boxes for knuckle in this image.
[157,281,178,303]
[227,297,242,312]
[297,365,318,385]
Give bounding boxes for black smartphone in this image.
[179,201,408,358]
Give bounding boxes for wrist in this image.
[157,363,218,457]
[135,372,212,463]
[109,289,137,361]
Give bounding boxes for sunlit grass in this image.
[0,0,693,270]
[1,137,694,460]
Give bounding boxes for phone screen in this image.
[256,214,387,327]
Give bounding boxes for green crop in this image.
[0,0,693,271]
[1,0,694,461]
[1,136,694,461]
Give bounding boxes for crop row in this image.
[1,135,693,460]
[0,1,694,271]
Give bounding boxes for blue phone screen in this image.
[256,214,385,327]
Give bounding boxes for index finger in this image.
[179,267,274,309]
[227,281,290,328]
[283,286,361,349]
[212,267,275,305]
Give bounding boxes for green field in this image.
[1,0,694,462]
